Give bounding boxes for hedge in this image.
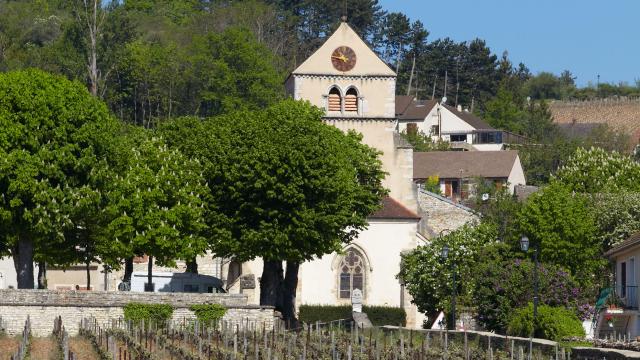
[189,304,227,323]
[299,305,406,327]
[123,303,174,325]
[507,303,585,341]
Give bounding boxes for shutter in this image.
[344,93,358,112]
[328,93,341,112]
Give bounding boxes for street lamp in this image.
[441,244,456,330]
[520,235,539,334]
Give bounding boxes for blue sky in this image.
[377,0,639,87]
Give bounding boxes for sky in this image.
[377,0,639,87]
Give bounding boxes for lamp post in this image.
[441,244,456,330]
[520,236,539,330]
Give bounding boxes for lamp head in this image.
[441,245,450,259]
[520,236,530,252]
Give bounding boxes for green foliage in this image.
[99,128,210,269]
[189,304,227,324]
[298,305,406,327]
[123,303,174,324]
[399,223,497,318]
[473,255,592,333]
[590,193,640,250]
[0,69,120,287]
[523,71,577,100]
[554,147,640,193]
[423,176,441,195]
[159,100,387,263]
[400,131,450,152]
[507,304,585,341]
[517,182,603,279]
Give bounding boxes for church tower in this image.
[285,21,417,211]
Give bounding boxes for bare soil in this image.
[29,337,59,360]
[0,336,20,360]
[69,337,100,360]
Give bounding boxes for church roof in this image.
[369,197,420,221]
[413,151,519,180]
[290,22,395,77]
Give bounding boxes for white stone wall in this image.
[417,190,478,237]
[0,289,274,336]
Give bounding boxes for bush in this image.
[507,304,585,341]
[298,305,406,326]
[189,304,227,323]
[123,303,174,325]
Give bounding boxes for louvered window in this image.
[345,88,358,113]
[328,87,342,112]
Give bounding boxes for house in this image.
[396,96,527,151]
[597,232,640,338]
[413,150,526,202]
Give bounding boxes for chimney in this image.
[457,105,462,112]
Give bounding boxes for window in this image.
[344,88,358,113]
[621,261,627,297]
[227,260,242,286]
[431,125,439,136]
[450,134,467,142]
[328,87,342,112]
[339,248,366,299]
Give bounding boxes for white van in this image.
[126,272,225,293]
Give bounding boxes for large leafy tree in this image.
[0,69,120,288]
[160,100,386,326]
[99,128,210,287]
[517,182,603,283]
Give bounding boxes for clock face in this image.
[331,46,357,72]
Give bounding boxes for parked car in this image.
[122,271,225,293]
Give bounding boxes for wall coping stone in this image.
[0,289,257,308]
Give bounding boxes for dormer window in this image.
[345,88,358,113]
[328,87,342,112]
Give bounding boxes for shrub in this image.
[507,304,585,341]
[123,303,174,325]
[189,304,227,323]
[298,305,406,326]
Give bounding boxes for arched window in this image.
[344,88,358,113]
[339,248,366,299]
[328,87,342,112]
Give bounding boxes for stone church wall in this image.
[0,289,275,336]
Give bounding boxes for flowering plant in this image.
[605,314,614,327]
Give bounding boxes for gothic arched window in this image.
[328,87,342,112]
[339,248,366,299]
[344,88,358,113]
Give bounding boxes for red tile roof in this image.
[370,197,421,220]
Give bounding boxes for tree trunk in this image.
[86,261,91,290]
[260,260,284,309]
[406,54,416,96]
[123,257,134,283]
[13,238,34,289]
[186,258,198,273]
[282,261,300,329]
[37,261,47,289]
[146,256,154,292]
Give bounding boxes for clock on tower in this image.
[331,46,357,72]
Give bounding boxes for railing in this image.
[615,285,638,310]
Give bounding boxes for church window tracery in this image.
[339,247,365,299]
[328,87,342,112]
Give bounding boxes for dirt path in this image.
[29,337,59,360]
[0,336,20,360]
[69,337,101,360]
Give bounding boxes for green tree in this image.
[100,129,209,287]
[399,224,496,325]
[517,182,603,281]
[0,69,120,288]
[554,147,640,193]
[160,100,386,326]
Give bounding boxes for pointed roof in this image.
[413,151,520,179]
[291,22,395,77]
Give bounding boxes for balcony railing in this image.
[615,285,638,310]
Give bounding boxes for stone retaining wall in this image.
[0,289,275,336]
